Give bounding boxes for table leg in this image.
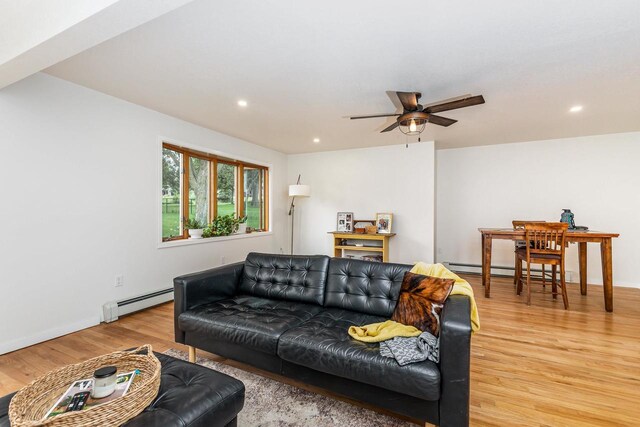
[483,234,492,297]
[601,238,613,312]
[481,233,486,286]
[579,242,587,295]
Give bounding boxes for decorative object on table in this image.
[354,220,375,234]
[365,225,378,234]
[336,212,354,232]
[288,174,311,254]
[9,344,160,427]
[559,209,576,229]
[391,272,454,336]
[236,216,248,234]
[91,366,117,399]
[559,209,589,231]
[375,212,393,234]
[183,218,205,239]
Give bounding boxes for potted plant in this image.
[237,216,248,234]
[208,214,239,237]
[184,218,206,239]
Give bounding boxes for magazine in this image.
[44,371,137,419]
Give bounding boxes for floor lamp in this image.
[288,175,310,255]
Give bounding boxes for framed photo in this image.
[375,213,393,234]
[337,212,354,232]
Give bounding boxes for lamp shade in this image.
[289,184,311,197]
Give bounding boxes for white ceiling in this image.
[45,0,640,153]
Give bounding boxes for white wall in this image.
[287,142,435,264]
[436,132,640,288]
[0,73,288,354]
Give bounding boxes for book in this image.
[44,371,137,419]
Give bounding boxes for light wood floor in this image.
[1,274,639,426]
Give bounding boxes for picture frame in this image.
[336,212,354,232]
[375,213,393,234]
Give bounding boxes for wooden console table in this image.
[329,232,395,262]
[478,228,619,312]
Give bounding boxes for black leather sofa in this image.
[174,253,472,426]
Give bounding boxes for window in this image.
[216,163,237,217]
[188,156,210,225]
[161,142,269,241]
[243,166,266,230]
[162,147,182,239]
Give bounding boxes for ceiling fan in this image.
[349,91,485,136]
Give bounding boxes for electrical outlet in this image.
[115,275,124,287]
[221,256,226,265]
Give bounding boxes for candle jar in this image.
[91,366,117,399]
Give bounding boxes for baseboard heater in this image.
[444,262,574,283]
[102,288,174,323]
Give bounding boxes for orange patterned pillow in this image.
[391,272,454,336]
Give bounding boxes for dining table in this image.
[478,228,620,312]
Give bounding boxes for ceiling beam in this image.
[0,0,195,90]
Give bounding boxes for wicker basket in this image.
[9,345,161,427]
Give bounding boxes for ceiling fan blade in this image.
[380,121,399,132]
[396,92,421,111]
[427,114,457,127]
[425,95,485,114]
[422,93,471,109]
[350,113,401,120]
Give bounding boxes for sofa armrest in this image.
[438,294,472,427]
[174,262,244,343]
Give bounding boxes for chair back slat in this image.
[512,220,546,230]
[524,222,568,257]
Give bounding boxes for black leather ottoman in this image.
[0,353,244,427]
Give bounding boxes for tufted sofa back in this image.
[239,253,330,305]
[325,258,411,317]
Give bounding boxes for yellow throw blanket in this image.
[410,262,480,333]
[348,320,422,342]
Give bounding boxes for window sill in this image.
[158,231,273,249]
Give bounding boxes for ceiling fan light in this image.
[398,111,428,136]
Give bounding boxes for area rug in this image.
[164,349,414,426]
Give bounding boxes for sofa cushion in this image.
[239,253,330,305]
[178,296,322,355]
[123,353,244,427]
[277,308,441,401]
[392,272,455,336]
[325,258,411,317]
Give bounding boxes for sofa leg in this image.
[188,346,197,363]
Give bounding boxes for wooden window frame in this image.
[162,142,269,242]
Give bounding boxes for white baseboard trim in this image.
[0,316,99,355]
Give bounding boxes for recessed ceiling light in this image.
[313,138,320,143]
[237,100,248,107]
[569,105,583,113]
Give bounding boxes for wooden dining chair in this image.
[516,222,569,309]
[512,220,547,287]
